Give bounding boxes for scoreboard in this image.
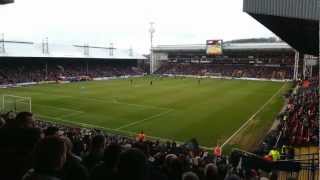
[206,40,223,56]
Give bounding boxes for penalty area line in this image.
[220,83,287,149]
[115,109,174,130]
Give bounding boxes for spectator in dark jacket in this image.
[0,112,42,180]
[117,148,147,180]
[91,143,121,180]
[204,163,218,180]
[82,134,106,171]
[22,136,67,180]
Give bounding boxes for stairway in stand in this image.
[278,146,319,180]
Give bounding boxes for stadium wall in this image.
[0,75,145,89]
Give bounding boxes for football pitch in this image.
[0,77,290,148]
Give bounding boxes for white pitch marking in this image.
[220,83,287,149]
[29,89,172,111]
[36,114,211,150]
[87,96,173,111]
[115,109,174,130]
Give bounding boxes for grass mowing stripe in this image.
[221,82,287,149]
[33,103,84,113]
[59,111,85,119]
[28,89,172,111]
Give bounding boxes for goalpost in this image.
[1,94,32,113]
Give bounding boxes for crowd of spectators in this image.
[279,77,319,146]
[0,111,290,180]
[253,77,319,159]
[0,57,297,85]
[0,61,144,85]
[156,63,293,79]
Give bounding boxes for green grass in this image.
[0,77,289,148]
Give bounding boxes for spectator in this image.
[0,116,5,128]
[182,171,200,180]
[45,126,64,137]
[224,174,241,180]
[22,136,67,180]
[5,111,35,128]
[82,134,106,171]
[118,148,147,180]
[61,136,89,180]
[204,163,218,180]
[90,143,121,180]
[0,112,42,180]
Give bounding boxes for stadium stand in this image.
[0,55,300,86]
[0,59,144,85]
[156,62,294,79]
[0,75,318,180]
[151,41,302,80]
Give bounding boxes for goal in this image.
[1,94,32,113]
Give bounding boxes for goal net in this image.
[1,94,32,113]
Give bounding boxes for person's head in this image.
[15,111,34,128]
[33,136,67,172]
[103,143,121,169]
[0,117,5,128]
[118,148,146,180]
[182,171,200,180]
[44,126,64,137]
[225,174,241,180]
[6,111,16,120]
[90,134,106,153]
[204,163,218,180]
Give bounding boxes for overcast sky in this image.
[0,0,275,54]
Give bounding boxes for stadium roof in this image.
[0,41,146,60]
[153,42,293,52]
[0,0,13,5]
[243,0,319,56]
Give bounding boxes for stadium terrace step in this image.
[278,146,319,180]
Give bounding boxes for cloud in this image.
[0,0,274,54]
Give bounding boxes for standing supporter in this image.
[45,126,64,137]
[90,143,121,180]
[22,136,67,180]
[61,136,89,180]
[204,163,219,180]
[268,148,281,161]
[182,171,200,180]
[5,111,35,128]
[117,148,147,180]
[0,116,5,128]
[213,144,222,158]
[0,112,42,180]
[137,130,146,142]
[82,134,106,171]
